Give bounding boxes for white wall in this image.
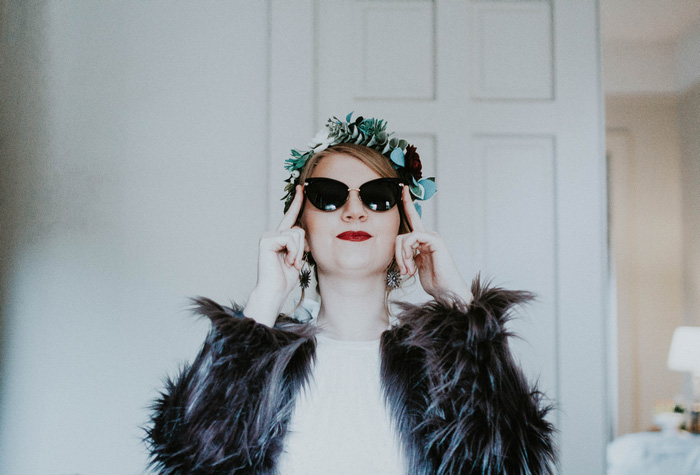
[0,2,270,473]
[606,96,685,434]
[677,17,700,93]
[603,17,700,96]
[603,42,677,95]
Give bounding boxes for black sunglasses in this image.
[304,177,404,212]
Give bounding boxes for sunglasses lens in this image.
[305,179,347,211]
[305,178,401,212]
[360,179,401,211]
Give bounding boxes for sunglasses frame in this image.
[303,177,404,212]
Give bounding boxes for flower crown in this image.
[283,113,437,216]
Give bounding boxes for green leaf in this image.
[410,180,425,200]
[418,177,437,200]
[414,202,422,217]
[390,147,405,167]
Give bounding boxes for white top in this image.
[276,332,407,475]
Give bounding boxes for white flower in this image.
[309,128,334,152]
[291,170,300,178]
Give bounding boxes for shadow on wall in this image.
[679,81,700,331]
[0,1,51,403]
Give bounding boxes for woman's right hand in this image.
[244,185,307,326]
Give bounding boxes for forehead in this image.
[310,153,382,185]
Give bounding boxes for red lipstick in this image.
[337,231,372,242]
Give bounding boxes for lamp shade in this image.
[667,326,700,374]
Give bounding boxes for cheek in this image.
[387,209,401,236]
[300,208,324,250]
[299,200,315,233]
[378,211,401,254]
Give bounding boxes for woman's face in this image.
[300,153,401,278]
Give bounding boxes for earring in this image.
[386,268,402,289]
[299,252,312,290]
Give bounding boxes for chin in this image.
[336,257,392,275]
[312,244,393,276]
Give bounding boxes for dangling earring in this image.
[299,252,312,290]
[386,268,402,289]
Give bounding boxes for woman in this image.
[146,114,556,474]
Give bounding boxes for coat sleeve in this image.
[144,298,316,475]
[381,276,557,475]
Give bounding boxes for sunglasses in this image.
[303,177,404,212]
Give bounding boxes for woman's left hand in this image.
[395,185,472,303]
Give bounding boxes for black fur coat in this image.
[145,278,556,474]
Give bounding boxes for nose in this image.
[342,189,367,221]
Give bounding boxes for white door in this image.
[271,1,607,472]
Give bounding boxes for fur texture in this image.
[145,279,556,474]
[381,277,556,474]
[145,299,317,474]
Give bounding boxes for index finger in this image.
[402,184,426,232]
[278,184,304,231]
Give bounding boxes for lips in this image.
[337,231,372,242]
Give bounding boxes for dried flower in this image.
[404,145,422,181]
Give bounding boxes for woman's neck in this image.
[315,272,389,341]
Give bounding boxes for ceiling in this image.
[600,0,700,44]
